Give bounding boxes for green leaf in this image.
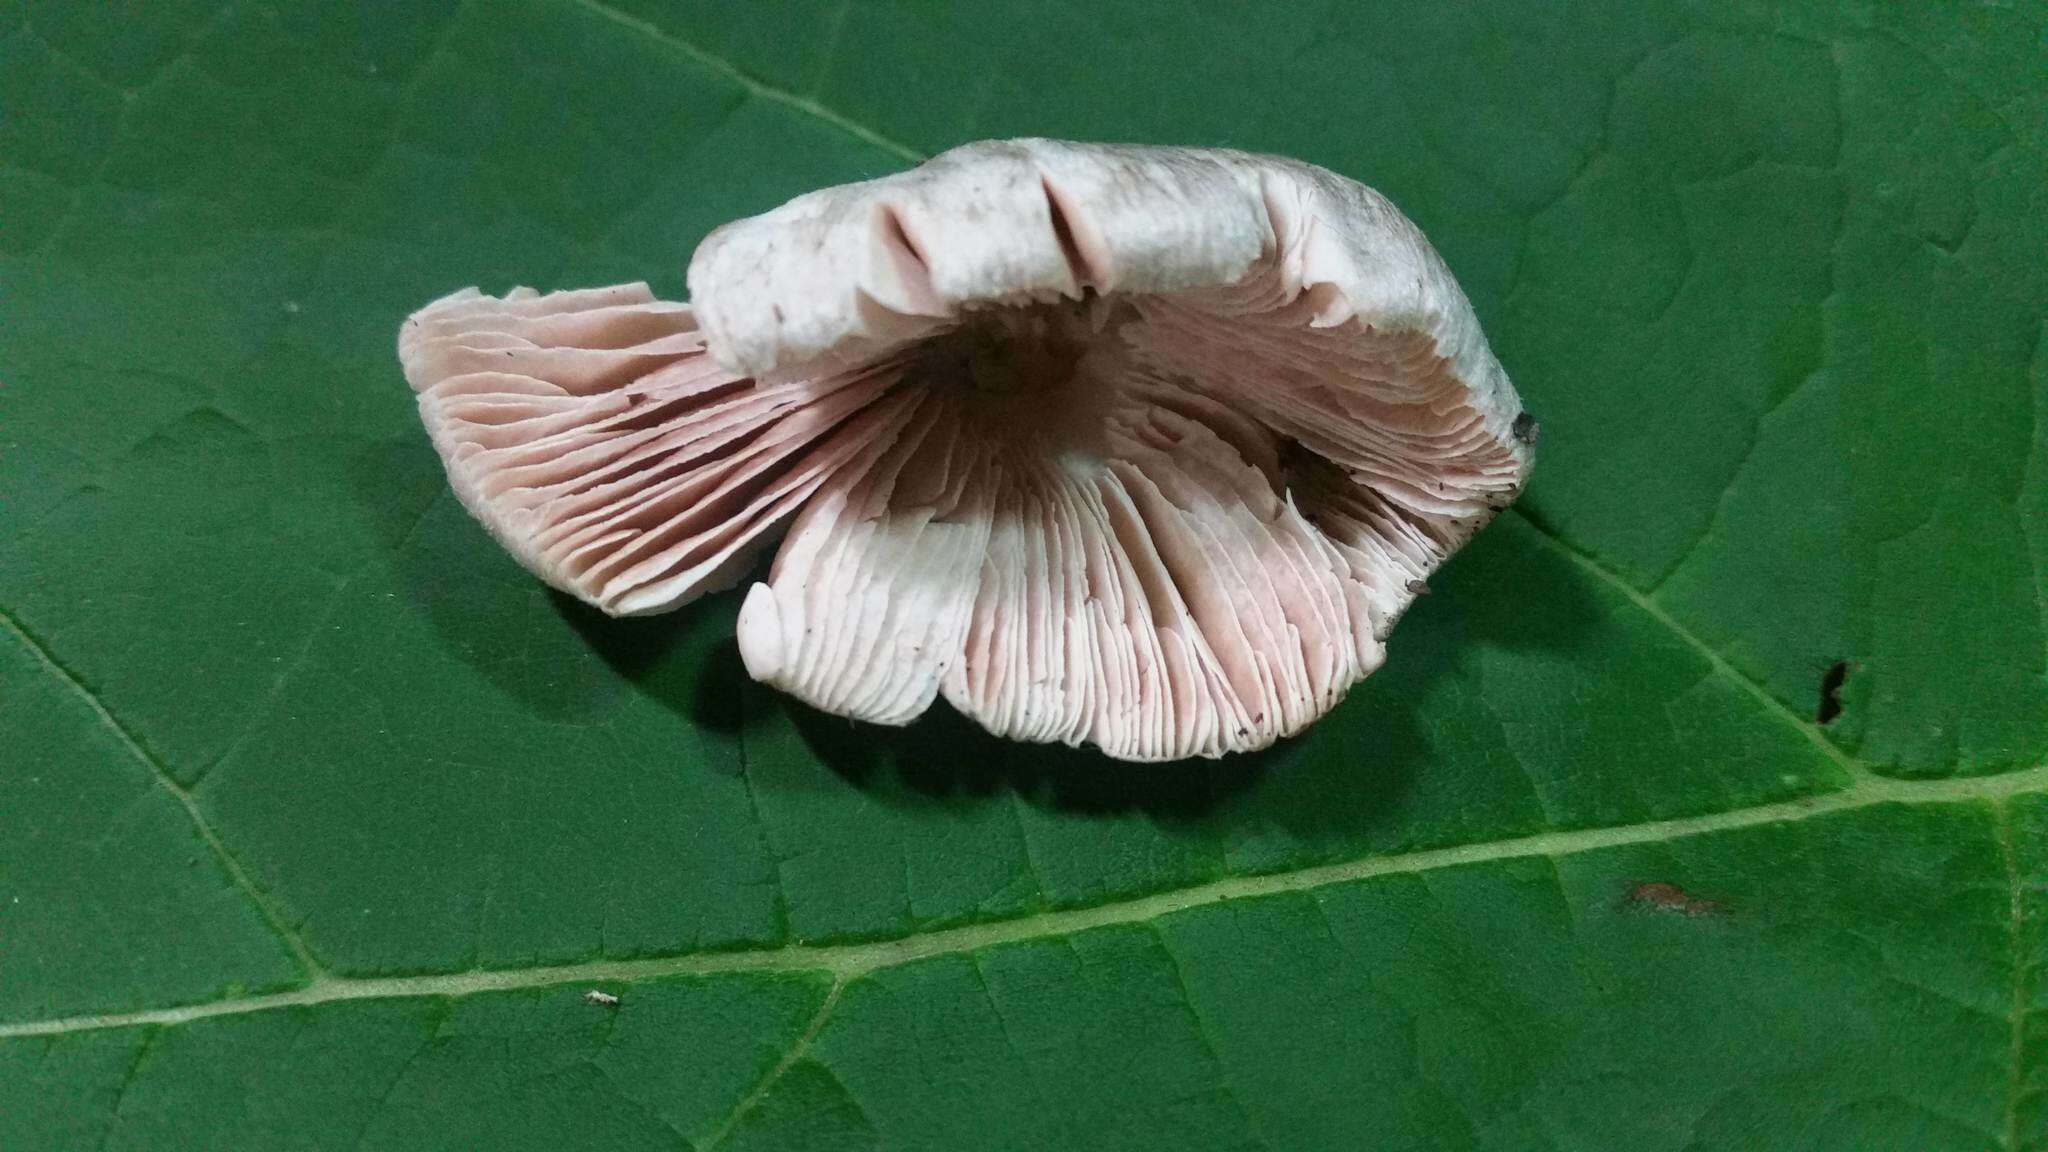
[2,1,2043,1148]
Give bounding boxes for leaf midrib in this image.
[6,761,2044,1041]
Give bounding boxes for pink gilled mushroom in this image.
[398,139,1535,761]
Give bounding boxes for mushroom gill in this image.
[398,139,1534,760]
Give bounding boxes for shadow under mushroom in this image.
[796,510,1598,828]
[593,510,1598,826]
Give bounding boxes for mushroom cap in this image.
[399,139,1533,760]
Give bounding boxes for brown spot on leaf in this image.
[1627,882,1723,917]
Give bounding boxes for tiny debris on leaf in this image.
[1405,579,1430,595]
[1511,411,1541,445]
[583,989,620,1007]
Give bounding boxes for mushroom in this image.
[398,139,1534,761]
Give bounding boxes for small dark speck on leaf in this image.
[1626,882,1723,917]
[1405,579,1430,595]
[1512,412,1541,445]
[583,989,620,1007]
[1817,660,1849,725]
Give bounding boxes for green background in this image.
[3,1,2045,1147]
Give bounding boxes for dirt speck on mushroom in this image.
[397,138,1537,761]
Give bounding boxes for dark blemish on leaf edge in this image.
[1511,411,1541,445]
[1817,660,1849,725]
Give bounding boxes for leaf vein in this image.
[91,1027,156,1152]
[1998,798,2033,1152]
[7,763,2048,1042]
[0,607,327,981]
[1512,508,1867,783]
[700,977,845,1151]
[567,0,923,165]
[1150,926,1272,1152]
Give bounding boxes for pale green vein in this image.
[731,684,793,942]
[0,609,328,982]
[193,487,448,787]
[2022,321,2048,708]
[92,1025,155,1152]
[701,977,845,1151]
[568,0,924,164]
[6,762,2046,1042]
[1513,508,1869,784]
[810,0,854,100]
[33,0,241,258]
[1151,925,1271,1152]
[1996,798,2032,1152]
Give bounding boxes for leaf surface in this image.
[2,1,2044,1148]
